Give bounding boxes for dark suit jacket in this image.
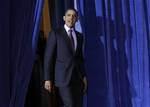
[44,28,86,87]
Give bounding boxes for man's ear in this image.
[63,16,65,21]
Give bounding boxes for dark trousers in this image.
[58,70,84,107]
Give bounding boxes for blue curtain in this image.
[76,0,150,107]
[0,0,43,107]
[0,0,10,106]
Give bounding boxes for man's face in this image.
[63,10,78,28]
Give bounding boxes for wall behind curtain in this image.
[49,0,74,29]
[76,0,150,107]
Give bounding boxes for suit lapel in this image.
[60,28,75,55]
[75,31,80,54]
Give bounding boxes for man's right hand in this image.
[44,80,53,93]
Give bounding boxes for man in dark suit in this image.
[44,8,87,107]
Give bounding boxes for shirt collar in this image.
[64,24,74,33]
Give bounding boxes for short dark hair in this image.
[64,8,78,17]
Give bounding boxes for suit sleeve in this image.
[44,31,57,81]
